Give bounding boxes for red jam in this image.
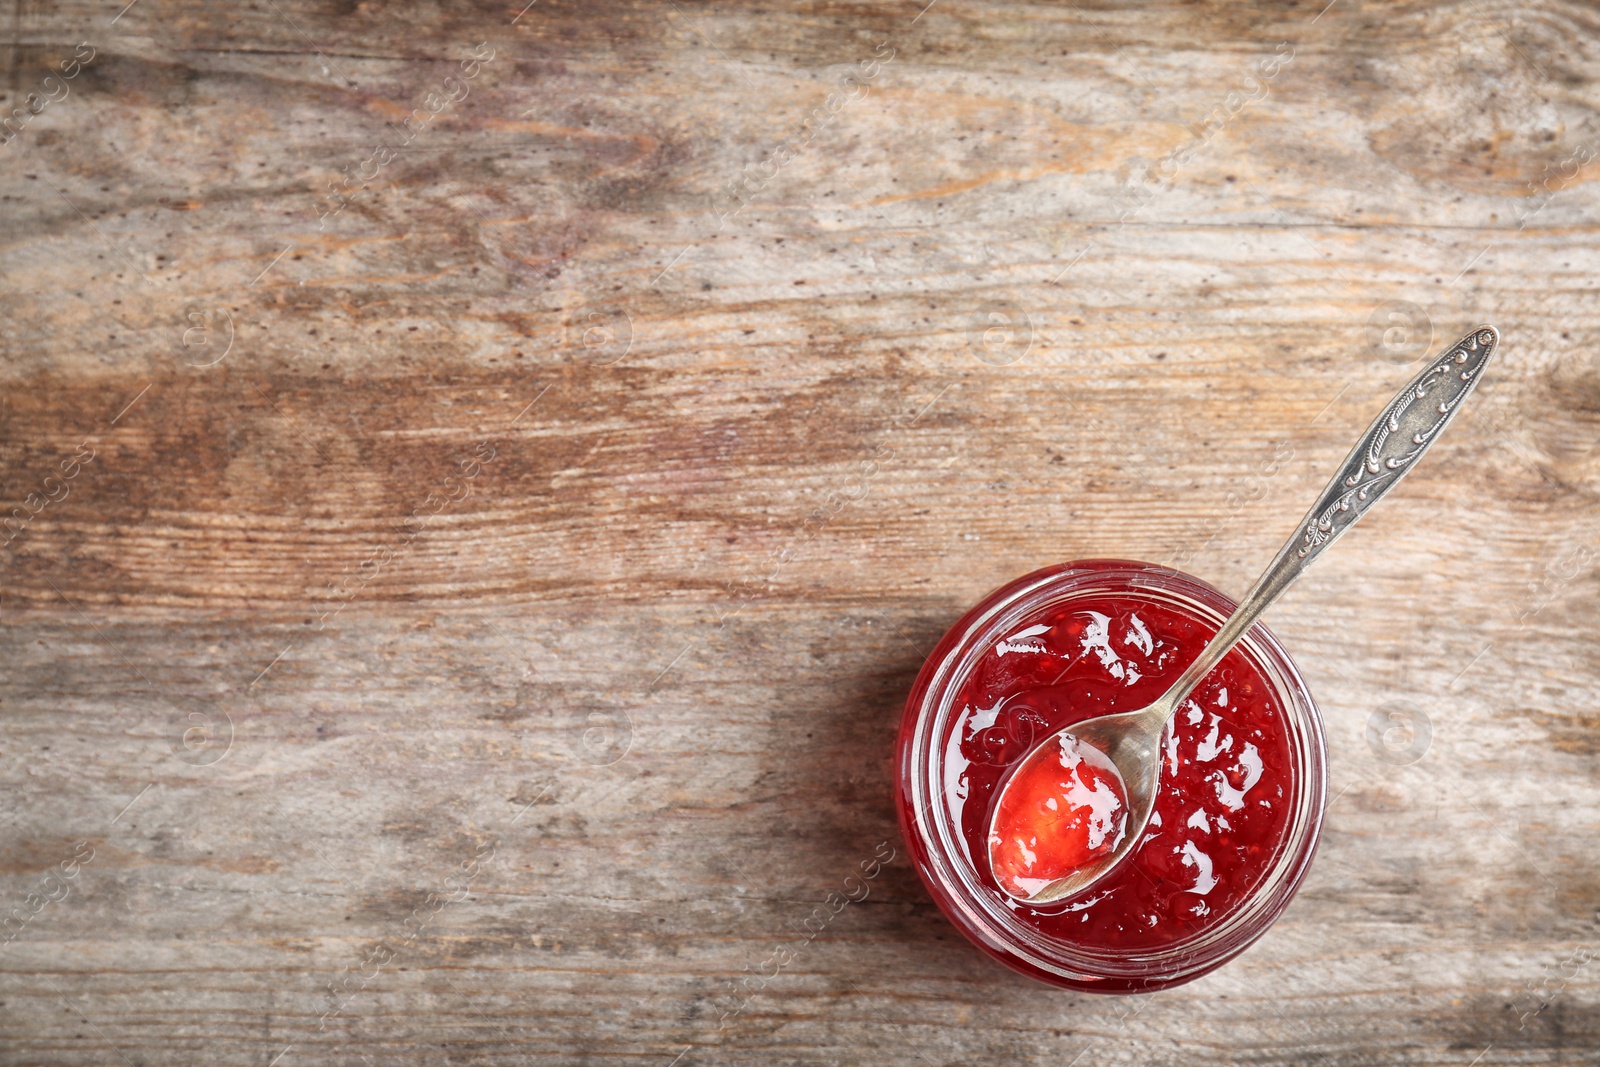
[946,595,1293,950]
[988,734,1128,899]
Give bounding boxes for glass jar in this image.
[895,559,1327,992]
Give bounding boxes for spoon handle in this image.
[1148,325,1500,721]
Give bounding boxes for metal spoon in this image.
[987,325,1500,905]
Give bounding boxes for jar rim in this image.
[897,559,1328,991]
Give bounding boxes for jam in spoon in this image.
[986,325,1500,905]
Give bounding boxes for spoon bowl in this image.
[987,325,1500,904]
[989,698,1169,904]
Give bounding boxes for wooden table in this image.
[2,1,1597,1063]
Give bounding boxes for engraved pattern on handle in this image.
[1294,325,1498,563]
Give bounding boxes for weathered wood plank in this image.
[2,0,1599,1064]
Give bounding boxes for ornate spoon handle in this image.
[1291,325,1499,564]
[1149,325,1499,719]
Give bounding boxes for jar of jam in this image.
[896,559,1327,992]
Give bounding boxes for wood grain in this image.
[2,0,1599,1063]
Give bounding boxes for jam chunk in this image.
[987,735,1128,898]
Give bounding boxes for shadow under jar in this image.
[896,559,1327,992]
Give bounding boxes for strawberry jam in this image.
[898,561,1326,990]
[947,593,1293,949]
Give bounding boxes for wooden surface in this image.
[2,0,1599,1063]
